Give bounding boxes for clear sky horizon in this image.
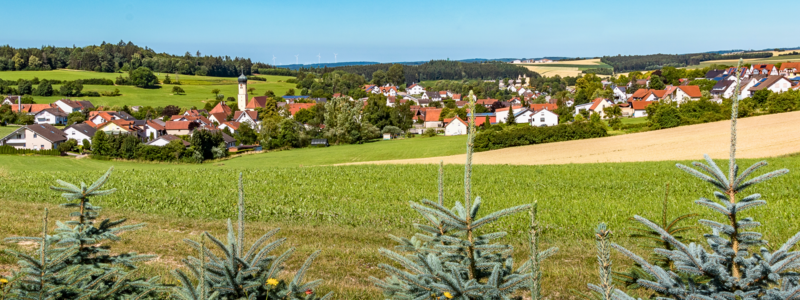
[6,0,800,65]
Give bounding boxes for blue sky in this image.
[5,0,800,65]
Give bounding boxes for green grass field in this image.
[0,125,20,137]
[2,151,799,298]
[688,54,800,69]
[0,70,297,108]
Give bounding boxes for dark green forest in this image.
[0,41,281,77]
[601,52,773,72]
[300,60,539,85]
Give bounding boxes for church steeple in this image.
[237,72,248,111]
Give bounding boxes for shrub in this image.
[422,128,437,137]
[473,121,608,151]
[172,86,185,95]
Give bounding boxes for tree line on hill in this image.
[299,60,539,86]
[0,41,278,77]
[601,52,773,72]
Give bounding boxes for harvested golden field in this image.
[348,111,800,166]
[522,58,611,78]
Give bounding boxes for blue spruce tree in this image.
[590,60,800,299]
[370,91,557,299]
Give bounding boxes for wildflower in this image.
[305,289,313,295]
[266,278,278,286]
[0,278,7,284]
[444,292,453,299]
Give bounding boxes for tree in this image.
[82,139,91,151]
[371,93,557,299]
[172,86,185,95]
[17,79,32,95]
[33,79,54,96]
[247,87,256,95]
[191,129,224,160]
[381,125,402,137]
[264,90,276,98]
[593,76,799,300]
[67,112,85,125]
[57,139,78,153]
[172,174,331,300]
[371,70,387,86]
[92,131,110,156]
[506,105,516,125]
[648,75,666,90]
[286,88,296,96]
[752,89,772,107]
[387,64,405,85]
[390,101,414,131]
[163,105,181,117]
[294,108,315,124]
[163,74,172,84]
[6,168,161,299]
[235,122,258,145]
[129,67,158,88]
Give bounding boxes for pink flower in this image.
[305,289,313,295]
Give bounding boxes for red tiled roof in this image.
[165,121,194,130]
[210,101,232,115]
[780,62,800,71]
[286,103,316,116]
[630,89,650,98]
[476,99,498,105]
[146,120,165,130]
[494,105,524,112]
[246,96,269,109]
[651,90,667,99]
[424,109,442,122]
[589,98,606,110]
[234,110,258,121]
[677,85,702,98]
[630,101,655,110]
[85,120,99,128]
[529,104,558,112]
[221,121,241,131]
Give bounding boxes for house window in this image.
[540,118,545,122]
[33,133,37,138]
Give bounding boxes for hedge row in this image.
[473,122,608,151]
[0,145,61,156]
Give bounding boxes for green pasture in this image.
[0,125,20,137]
[688,54,800,69]
[0,70,297,108]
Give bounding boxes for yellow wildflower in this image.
[0,278,8,284]
[444,292,453,299]
[266,278,279,286]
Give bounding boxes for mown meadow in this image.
[1,151,799,298]
[0,69,297,108]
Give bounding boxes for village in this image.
[1,62,799,152]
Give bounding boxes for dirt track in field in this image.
[345,111,800,166]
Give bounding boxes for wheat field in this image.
[347,111,800,166]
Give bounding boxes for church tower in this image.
[237,73,248,111]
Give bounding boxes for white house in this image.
[575,98,613,118]
[407,84,425,95]
[63,123,96,145]
[233,111,258,127]
[0,124,66,150]
[750,64,779,76]
[146,134,189,147]
[1,96,20,106]
[612,86,628,103]
[54,99,93,113]
[529,109,558,127]
[444,117,468,136]
[574,102,593,116]
[630,101,654,118]
[34,108,68,125]
[495,106,534,124]
[380,86,398,97]
[747,75,794,96]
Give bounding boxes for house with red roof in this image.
[529,104,558,112]
[165,121,199,135]
[668,85,702,104]
[233,110,258,126]
[407,84,425,95]
[750,64,779,76]
[443,116,494,135]
[423,108,443,128]
[285,103,316,117]
[630,101,655,118]
[779,62,800,77]
[574,98,613,118]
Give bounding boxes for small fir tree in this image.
[592,59,800,300]
[370,91,557,299]
[173,173,332,300]
[506,105,516,125]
